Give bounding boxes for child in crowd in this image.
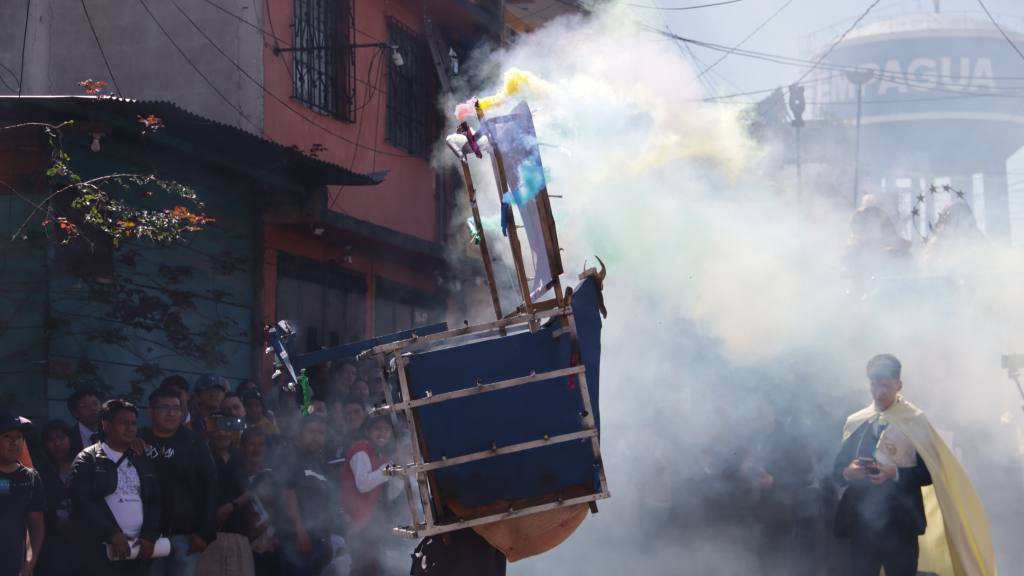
[341,417,405,576]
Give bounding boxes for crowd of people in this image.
[1,361,410,576]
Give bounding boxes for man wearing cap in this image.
[834,354,997,576]
[190,374,227,437]
[0,410,45,576]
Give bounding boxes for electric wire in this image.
[629,0,739,96]
[261,0,293,84]
[157,0,416,159]
[18,0,31,97]
[646,27,1024,97]
[796,0,882,83]
[627,0,744,10]
[81,0,123,95]
[975,0,1024,64]
[0,64,17,93]
[138,0,259,131]
[698,0,796,78]
[328,41,389,213]
[200,0,290,46]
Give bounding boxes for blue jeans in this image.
[147,535,200,576]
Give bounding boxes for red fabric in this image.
[339,440,383,532]
[19,442,32,468]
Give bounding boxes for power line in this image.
[796,0,882,83]
[163,0,415,159]
[80,0,123,95]
[137,0,259,130]
[200,0,290,46]
[18,0,31,97]
[645,27,1024,96]
[0,63,18,93]
[635,0,746,95]
[627,0,744,10]
[328,43,388,213]
[633,0,721,96]
[260,0,293,84]
[975,0,1024,64]
[699,0,796,79]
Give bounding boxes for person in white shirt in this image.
[70,399,162,576]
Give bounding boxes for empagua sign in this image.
[816,56,996,104]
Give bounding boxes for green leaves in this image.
[36,121,213,246]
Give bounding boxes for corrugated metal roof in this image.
[0,95,385,188]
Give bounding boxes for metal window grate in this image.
[386,18,436,157]
[292,0,355,121]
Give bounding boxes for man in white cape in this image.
[833,354,996,576]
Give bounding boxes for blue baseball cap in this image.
[194,373,229,393]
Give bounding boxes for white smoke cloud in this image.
[433,2,1024,573]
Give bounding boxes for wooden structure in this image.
[356,100,610,542]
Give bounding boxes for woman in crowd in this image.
[236,427,280,576]
[341,416,405,576]
[200,412,255,576]
[35,420,76,576]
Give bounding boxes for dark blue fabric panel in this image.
[405,277,602,508]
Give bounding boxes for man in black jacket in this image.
[70,399,161,576]
[833,354,933,576]
[139,386,218,576]
[67,387,102,458]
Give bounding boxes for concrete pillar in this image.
[984,165,1011,241]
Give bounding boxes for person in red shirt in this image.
[340,417,404,575]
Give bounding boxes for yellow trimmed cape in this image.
[842,398,997,576]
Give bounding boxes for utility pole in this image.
[847,68,874,208]
[788,83,806,199]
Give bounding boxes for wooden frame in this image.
[362,304,609,539]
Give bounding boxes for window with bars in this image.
[292,0,355,121]
[386,18,437,157]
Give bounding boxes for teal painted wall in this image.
[2,133,259,422]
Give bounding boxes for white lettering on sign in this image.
[878,59,909,96]
[816,56,997,104]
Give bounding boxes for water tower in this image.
[812,10,1024,240]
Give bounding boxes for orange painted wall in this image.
[261,0,438,243]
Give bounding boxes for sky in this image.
[622,0,1024,245]
[627,0,1024,101]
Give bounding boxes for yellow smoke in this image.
[477,68,552,112]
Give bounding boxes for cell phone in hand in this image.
[855,457,880,475]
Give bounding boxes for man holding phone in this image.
[833,354,996,576]
[834,354,932,576]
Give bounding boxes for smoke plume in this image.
[435,3,1024,573]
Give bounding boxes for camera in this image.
[212,415,245,432]
[1001,354,1024,372]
